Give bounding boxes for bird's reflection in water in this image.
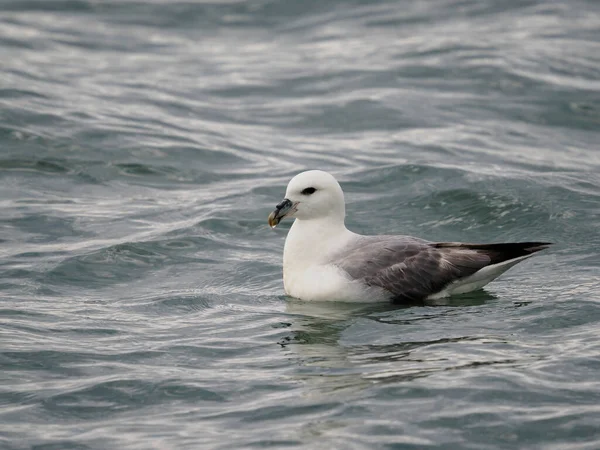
[279,290,516,395]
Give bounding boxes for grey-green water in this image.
[1,0,600,449]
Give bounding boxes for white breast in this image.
[281,219,388,302]
[284,262,386,302]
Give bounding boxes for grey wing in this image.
[333,236,491,303]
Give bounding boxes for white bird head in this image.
[268,170,346,228]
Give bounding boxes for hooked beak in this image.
[268,198,296,228]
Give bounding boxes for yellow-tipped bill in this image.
[268,198,294,228]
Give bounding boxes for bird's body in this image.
[268,170,551,303]
[282,219,384,302]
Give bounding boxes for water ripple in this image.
[1,0,600,448]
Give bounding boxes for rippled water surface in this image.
[2,0,600,448]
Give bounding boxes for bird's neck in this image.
[283,217,352,269]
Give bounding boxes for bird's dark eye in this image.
[301,187,316,195]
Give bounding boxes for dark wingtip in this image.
[434,241,553,264]
[523,242,553,253]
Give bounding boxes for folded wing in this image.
[334,237,551,303]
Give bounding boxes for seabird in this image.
[267,170,551,303]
